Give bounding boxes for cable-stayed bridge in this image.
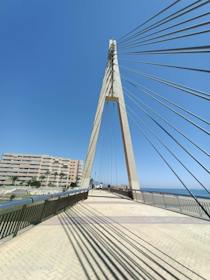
[0,1,210,279]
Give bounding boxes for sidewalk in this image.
[0,190,209,279]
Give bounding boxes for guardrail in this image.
[109,187,210,220]
[0,188,89,240]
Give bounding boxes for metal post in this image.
[13,205,26,237]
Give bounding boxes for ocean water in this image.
[142,187,210,198]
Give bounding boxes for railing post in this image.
[141,192,145,203]
[176,195,182,213]
[54,197,61,215]
[38,200,48,223]
[162,193,167,209]
[151,192,155,205]
[13,205,26,237]
[133,190,136,201]
[196,199,203,218]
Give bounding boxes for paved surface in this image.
[0,190,210,280]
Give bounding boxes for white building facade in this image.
[0,153,83,187]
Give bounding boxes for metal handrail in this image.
[110,186,210,199]
[0,187,89,210]
[109,187,210,221]
[135,189,210,200]
[0,187,89,240]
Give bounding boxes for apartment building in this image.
[0,153,83,187]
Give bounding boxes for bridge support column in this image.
[81,40,140,192]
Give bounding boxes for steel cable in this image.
[120,59,210,74]
[121,76,210,136]
[120,12,210,48]
[120,0,203,44]
[122,79,210,125]
[122,28,210,49]
[119,0,209,45]
[125,91,210,174]
[119,0,180,43]
[126,105,210,219]
[83,65,113,173]
[121,22,210,49]
[125,101,210,196]
[120,45,210,56]
[123,86,210,158]
[120,65,210,100]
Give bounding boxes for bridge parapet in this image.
[0,188,89,241]
[108,187,210,221]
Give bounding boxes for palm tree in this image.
[39,175,46,186]
[52,172,58,187]
[10,176,18,186]
[27,179,32,187]
[45,170,50,176]
[27,177,36,187]
[70,182,77,188]
[59,172,65,185]
[44,170,51,187]
[60,172,65,178]
[76,176,81,186]
[10,194,16,200]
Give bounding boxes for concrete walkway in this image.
[0,190,210,280]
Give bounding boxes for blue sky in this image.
[0,0,209,190]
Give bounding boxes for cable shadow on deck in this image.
[59,212,150,279]
[58,203,207,280]
[80,203,207,280]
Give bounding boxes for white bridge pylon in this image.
[81,39,139,191]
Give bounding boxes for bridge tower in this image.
[82,40,139,191]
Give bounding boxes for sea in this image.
[142,187,210,198]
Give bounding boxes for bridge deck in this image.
[0,190,209,280]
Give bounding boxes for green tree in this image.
[31,180,41,188]
[52,172,58,187]
[10,176,18,186]
[39,175,45,186]
[70,182,77,188]
[27,179,32,186]
[60,172,65,179]
[10,194,16,200]
[27,177,41,188]
[44,170,51,187]
[27,176,35,187]
[59,172,66,186]
[76,176,81,186]
[45,170,50,176]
